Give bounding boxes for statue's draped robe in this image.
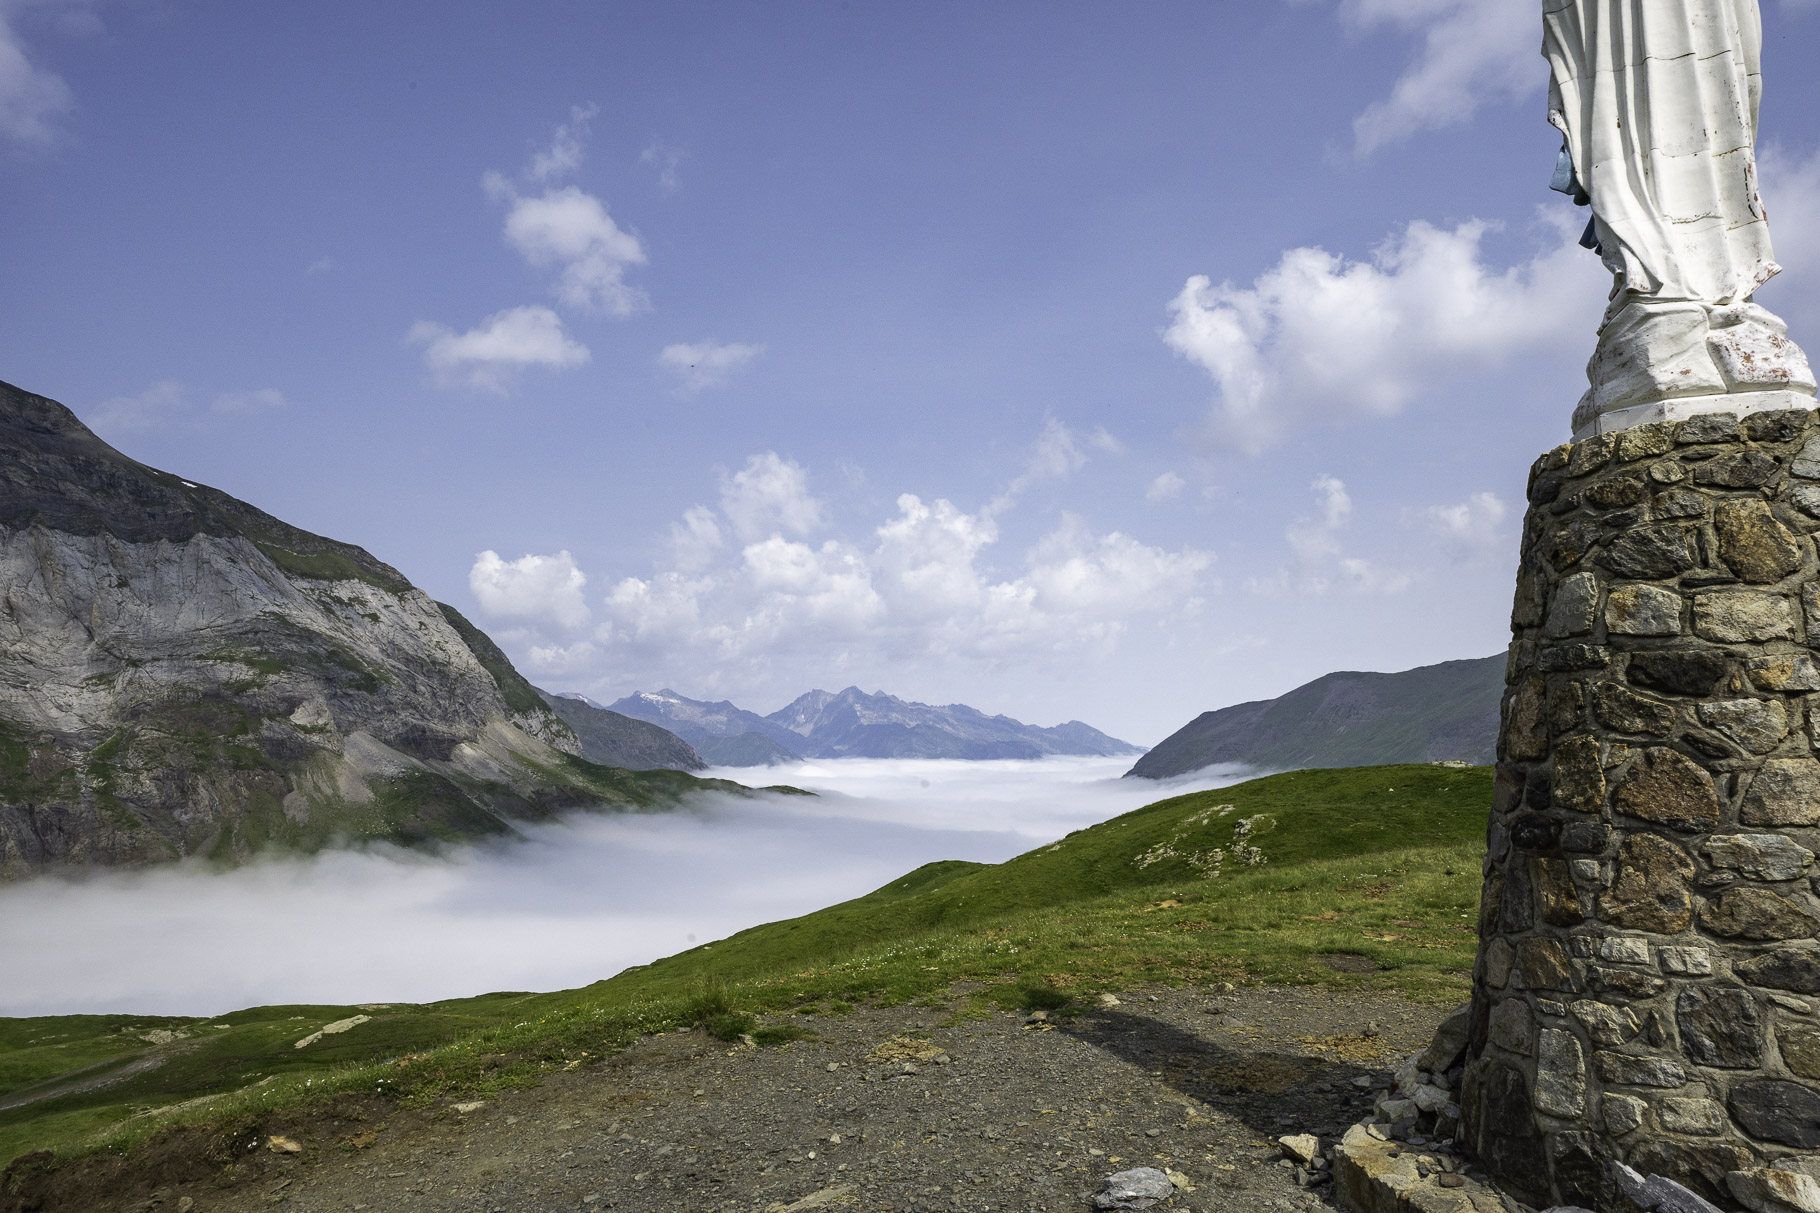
[1543,0,1779,311]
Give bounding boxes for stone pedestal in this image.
[1462,408,1820,1210]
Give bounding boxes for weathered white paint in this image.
[1544,0,1815,433]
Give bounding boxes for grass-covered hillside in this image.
[0,762,1490,1176]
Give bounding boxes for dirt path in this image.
[91,984,1456,1213]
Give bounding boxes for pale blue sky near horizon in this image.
[3,0,1817,745]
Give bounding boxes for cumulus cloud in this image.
[1253,475,1408,596]
[89,380,185,432]
[984,418,1109,515]
[669,506,724,572]
[1164,215,1605,452]
[1023,516,1210,623]
[1760,145,1820,335]
[211,388,285,415]
[481,106,649,317]
[658,340,764,395]
[469,549,591,630]
[1425,491,1509,554]
[492,421,1209,697]
[488,181,649,316]
[408,306,590,392]
[529,103,596,183]
[1146,471,1185,502]
[0,0,77,144]
[1344,0,1539,154]
[719,451,826,542]
[596,467,1210,673]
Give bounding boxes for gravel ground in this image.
[115,984,1452,1213]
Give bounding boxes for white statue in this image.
[1543,0,1815,438]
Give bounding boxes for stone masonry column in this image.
[1461,409,1820,1211]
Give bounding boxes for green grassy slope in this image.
[0,762,1490,1173]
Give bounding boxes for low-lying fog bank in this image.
[0,756,1247,1018]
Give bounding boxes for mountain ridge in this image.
[1125,655,1503,780]
[609,684,1142,764]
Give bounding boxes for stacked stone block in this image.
[1463,409,1820,1211]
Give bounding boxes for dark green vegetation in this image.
[0,763,1489,1175]
[1129,655,1503,779]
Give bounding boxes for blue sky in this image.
[3,0,1817,744]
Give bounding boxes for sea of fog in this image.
[0,756,1248,1019]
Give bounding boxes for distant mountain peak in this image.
[610,685,1141,765]
[554,691,606,709]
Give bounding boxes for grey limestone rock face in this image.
[1464,410,1820,1209]
[0,379,723,874]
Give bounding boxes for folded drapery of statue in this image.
[1542,0,1814,436]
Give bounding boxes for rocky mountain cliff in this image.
[0,379,737,875]
[1125,655,1502,780]
[611,685,1142,763]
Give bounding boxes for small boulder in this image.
[1729,1167,1820,1213]
[1277,1134,1320,1165]
[1093,1167,1178,1210]
[1411,1084,1452,1114]
[1416,1004,1471,1075]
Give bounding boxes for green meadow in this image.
[0,762,1489,1172]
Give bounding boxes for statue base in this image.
[1463,405,1820,1209]
[1571,389,1817,442]
[1571,300,1817,441]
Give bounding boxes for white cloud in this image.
[0,1,75,144]
[487,182,649,316]
[640,139,684,191]
[986,417,1102,515]
[212,388,285,415]
[670,506,724,572]
[873,494,999,621]
[469,550,591,630]
[304,257,333,277]
[658,340,765,395]
[1425,491,1508,553]
[408,306,590,392]
[1023,516,1210,623]
[720,452,826,542]
[1253,475,1409,596]
[1164,215,1605,452]
[1146,471,1185,502]
[526,640,598,670]
[487,423,1211,699]
[1760,145,1820,336]
[595,456,1210,673]
[1286,474,1351,564]
[529,103,597,184]
[89,380,185,432]
[1344,0,1538,154]
[1087,427,1125,455]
